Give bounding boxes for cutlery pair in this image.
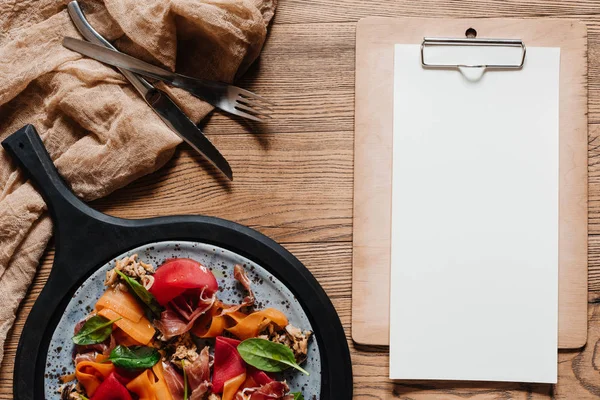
[62,37,273,124]
[65,1,272,180]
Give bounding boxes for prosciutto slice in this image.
[220,265,256,316]
[155,289,215,339]
[162,361,185,400]
[164,351,212,400]
[185,346,211,390]
[237,381,292,400]
[74,335,117,356]
[74,352,98,365]
[189,382,211,400]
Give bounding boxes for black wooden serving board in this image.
[3,124,352,400]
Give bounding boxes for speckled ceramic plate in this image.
[7,125,352,400]
[45,241,321,399]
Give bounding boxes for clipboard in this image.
[352,17,588,349]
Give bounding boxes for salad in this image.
[59,255,312,400]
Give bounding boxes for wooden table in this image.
[1,1,600,398]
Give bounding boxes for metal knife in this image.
[66,1,232,180]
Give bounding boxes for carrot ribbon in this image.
[75,360,115,396]
[192,301,288,340]
[97,308,155,345]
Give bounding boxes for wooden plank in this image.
[92,131,353,243]
[588,235,600,293]
[551,303,600,399]
[588,125,600,234]
[201,23,356,135]
[275,1,600,24]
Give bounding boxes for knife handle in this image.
[67,1,153,96]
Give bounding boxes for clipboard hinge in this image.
[421,37,527,70]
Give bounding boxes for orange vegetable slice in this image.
[126,369,156,400]
[75,360,115,396]
[194,314,227,338]
[222,372,246,400]
[95,354,110,363]
[226,308,288,340]
[96,288,144,323]
[152,363,175,400]
[191,300,289,341]
[256,308,288,328]
[97,308,155,345]
[192,301,234,338]
[225,311,248,324]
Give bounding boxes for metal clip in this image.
[420,37,526,70]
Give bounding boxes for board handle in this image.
[2,125,82,217]
[3,125,127,399]
[1,124,113,230]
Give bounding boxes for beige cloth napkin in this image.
[0,0,276,365]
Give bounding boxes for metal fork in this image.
[62,37,273,122]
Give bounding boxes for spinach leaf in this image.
[72,315,120,345]
[109,345,160,370]
[237,338,309,376]
[116,270,162,317]
[291,392,304,400]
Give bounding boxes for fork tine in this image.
[237,96,274,112]
[231,107,265,122]
[234,103,273,119]
[235,88,275,106]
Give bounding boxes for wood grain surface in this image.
[2,1,600,398]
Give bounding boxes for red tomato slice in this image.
[219,337,241,347]
[90,372,132,400]
[213,336,246,393]
[149,258,218,306]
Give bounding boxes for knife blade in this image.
[62,37,190,89]
[66,1,232,180]
[145,88,233,180]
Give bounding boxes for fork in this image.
[62,37,273,122]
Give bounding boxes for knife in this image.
[66,1,232,180]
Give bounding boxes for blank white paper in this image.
[389,45,560,383]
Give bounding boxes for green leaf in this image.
[181,360,188,400]
[72,315,121,345]
[291,393,304,400]
[237,338,309,376]
[116,270,163,317]
[109,345,160,370]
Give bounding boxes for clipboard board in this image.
[352,17,588,349]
